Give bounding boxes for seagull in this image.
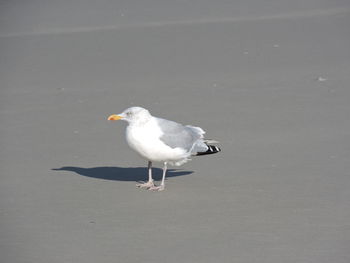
[108,107,220,191]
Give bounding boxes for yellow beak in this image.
[107,114,123,121]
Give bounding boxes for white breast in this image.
[125,119,187,163]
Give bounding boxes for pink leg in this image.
[149,162,167,191]
[136,161,154,189]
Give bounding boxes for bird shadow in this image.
[52,166,193,182]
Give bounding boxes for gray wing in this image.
[156,118,208,153]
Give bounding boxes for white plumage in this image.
[126,116,189,166]
[108,107,220,191]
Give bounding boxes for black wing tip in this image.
[196,145,221,156]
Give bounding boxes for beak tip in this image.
[107,114,122,121]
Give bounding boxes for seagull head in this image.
[108,107,151,124]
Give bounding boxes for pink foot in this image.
[149,185,165,192]
[136,181,154,189]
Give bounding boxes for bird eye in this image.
[126,112,132,117]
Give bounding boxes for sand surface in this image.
[1,1,350,262]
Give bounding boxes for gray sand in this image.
[1,1,350,262]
